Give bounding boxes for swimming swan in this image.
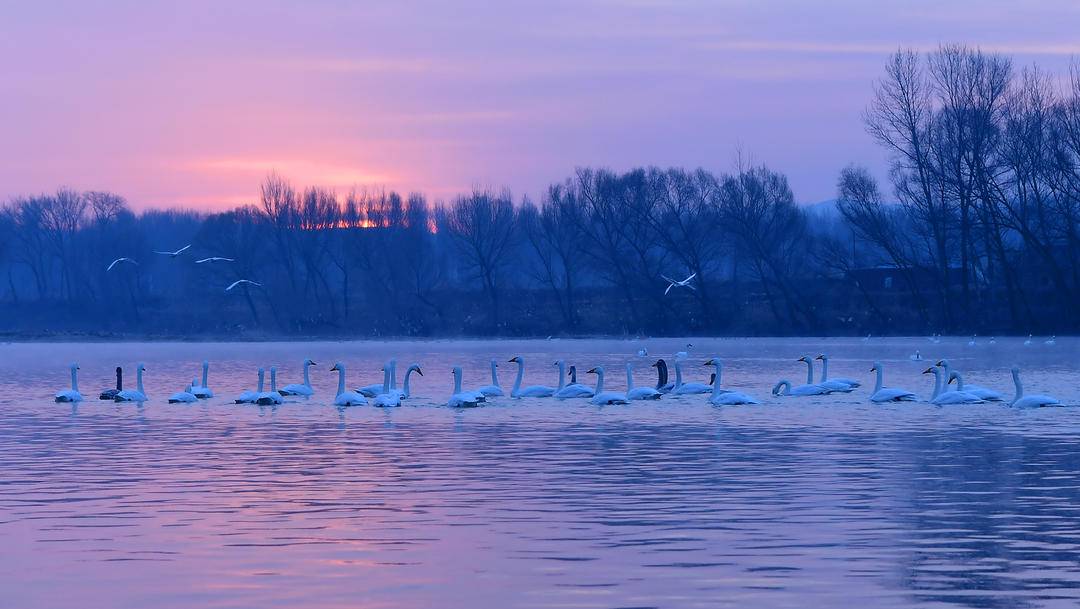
[235,368,264,403]
[114,363,147,402]
[330,362,368,407]
[508,356,556,398]
[799,355,852,393]
[99,366,122,400]
[705,358,758,405]
[357,361,389,397]
[934,360,1003,400]
[191,360,214,398]
[474,359,504,397]
[448,366,484,408]
[672,359,711,395]
[1010,367,1062,408]
[772,380,831,397]
[814,354,861,388]
[625,363,661,400]
[555,360,594,399]
[587,367,629,405]
[256,366,284,405]
[280,359,317,396]
[868,362,916,403]
[169,380,199,403]
[651,359,675,393]
[923,367,984,404]
[55,363,83,403]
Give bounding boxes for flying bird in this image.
[196,257,234,264]
[225,279,262,292]
[106,257,138,272]
[662,272,697,295]
[154,244,191,257]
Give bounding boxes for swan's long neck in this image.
[626,365,635,391]
[454,369,463,394]
[201,361,209,387]
[381,366,391,393]
[116,368,123,391]
[820,357,829,382]
[512,360,525,394]
[257,369,265,393]
[336,367,345,396]
[655,363,666,389]
[773,380,790,395]
[873,367,883,393]
[303,362,311,387]
[930,369,941,399]
[270,368,277,392]
[403,368,414,397]
[595,370,604,394]
[711,366,722,392]
[953,372,965,392]
[137,367,144,394]
[557,361,566,391]
[1012,369,1023,403]
[70,367,78,392]
[390,360,398,390]
[803,359,814,385]
[674,360,684,388]
[570,367,578,384]
[490,360,499,387]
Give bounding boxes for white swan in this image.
[868,362,916,403]
[1046,335,1057,346]
[373,365,402,408]
[398,364,422,399]
[99,366,122,400]
[1024,334,1033,346]
[554,360,594,399]
[256,366,284,405]
[968,334,978,347]
[508,356,555,398]
[357,361,387,397]
[942,371,988,404]
[190,360,213,398]
[154,244,191,257]
[625,363,661,400]
[448,366,483,408]
[705,358,758,405]
[923,367,983,404]
[106,257,137,272]
[672,359,711,395]
[772,380,831,397]
[280,359,317,396]
[169,380,199,403]
[587,367,628,405]
[637,347,649,358]
[815,354,861,388]
[114,363,147,402]
[675,343,693,360]
[652,359,675,393]
[800,355,851,393]
[55,363,83,403]
[330,362,368,406]
[1009,367,1062,408]
[235,368,264,403]
[934,360,1003,400]
[474,359,504,397]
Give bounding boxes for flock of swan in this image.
[53,352,1065,409]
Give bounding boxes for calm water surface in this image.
[2,337,1080,609]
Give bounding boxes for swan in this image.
[235,368,264,403]
[106,257,137,272]
[474,359,504,397]
[800,355,851,393]
[196,256,234,263]
[1024,334,1033,346]
[868,362,916,403]
[1009,367,1062,408]
[190,360,213,398]
[663,272,697,295]
[675,343,693,360]
[815,354,861,388]
[705,358,758,405]
[587,367,629,405]
[672,359,711,394]
[114,363,147,402]
[968,334,978,347]
[625,363,661,400]
[651,359,675,393]
[943,371,989,404]
[169,380,199,403]
[356,362,387,397]
[154,244,191,257]
[398,363,422,399]
[330,362,368,406]
[448,366,484,408]
[637,347,648,358]
[55,363,83,403]
[1046,335,1057,346]
[933,360,1003,400]
[910,350,923,361]
[989,336,997,345]
[923,367,983,404]
[508,356,556,398]
[772,380,831,397]
[373,365,402,408]
[554,360,594,399]
[280,359,317,396]
[256,366,284,405]
[99,366,122,400]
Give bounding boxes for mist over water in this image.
[2,337,1080,608]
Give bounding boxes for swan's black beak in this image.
[815,355,824,360]
[416,368,423,376]
[508,357,518,363]
[587,368,597,374]
[922,368,933,374]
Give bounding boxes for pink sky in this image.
[3,0,1079,210]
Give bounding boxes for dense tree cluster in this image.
[1,46,1078,337]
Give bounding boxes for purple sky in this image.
[3,0,1079,210]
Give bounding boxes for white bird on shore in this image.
[226,279,262,292]
[106,257,137,272]
[154,244,191,257]
[55,363,83,403]
[1009,367,1062,408]
[195,257,234,264]
[663,272,697,295]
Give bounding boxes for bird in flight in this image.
[154,244,191,257]
[662,272,697,295]
[106,257,138,272]
[196,257,234,264]
[225,279,262,292]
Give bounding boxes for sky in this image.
[2,0,1080,210]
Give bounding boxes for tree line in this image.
[1,45,1078,337]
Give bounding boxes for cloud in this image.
[190,157,393,188]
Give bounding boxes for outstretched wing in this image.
[175,244,191,255]
[664,283,674,295]
[681,272,697,284]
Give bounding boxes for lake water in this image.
[2,337,1079,609]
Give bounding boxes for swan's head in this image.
[869,362,881,372]
[704,357,721,367]
[935,359,947,367]
[815,354,827,361]
[69,363,79,371]
[329,362,343,372]
[508,356,521,364]
[137,363,146,372]
[568,365,576,376]
[115,366,122,374]
[553,359,564,367]
[452,366,462,377]
[797,356,809,363]
[409,364,423,376]
[270,366,276,374]
[686,343,693,349]
[1011,366,1021,376]
[304,358,316,366]
[202,360,209,367]
[587,367,603,375]
[651,359,666,369]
